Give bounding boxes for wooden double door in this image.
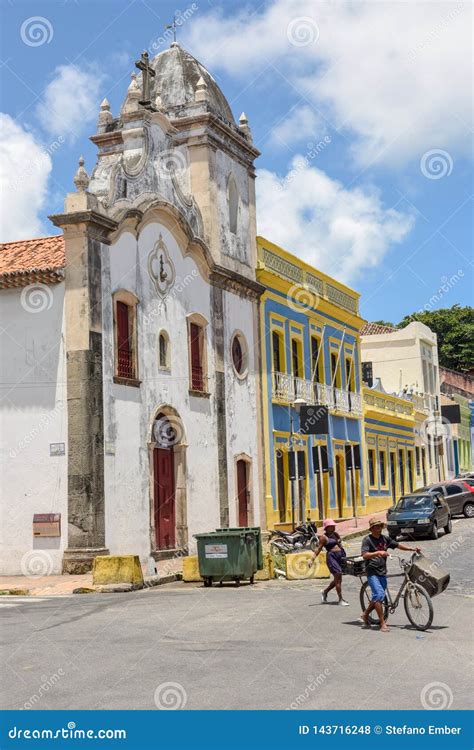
[153,447,176,549]
[236,459,250,527]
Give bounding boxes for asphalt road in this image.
[1,519,472,711]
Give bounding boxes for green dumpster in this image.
[216,527,263,570]
[195,528,260,587]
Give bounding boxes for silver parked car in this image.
[418,481,474,518]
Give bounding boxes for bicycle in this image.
[359,552,434,631]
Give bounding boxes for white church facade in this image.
[0,44,264,575]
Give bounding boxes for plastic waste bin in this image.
[195,528,261,587]
[215,527,263,570]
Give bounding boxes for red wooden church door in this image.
[154,447,176,549]
[237,460,249,527]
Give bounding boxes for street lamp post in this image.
[288,397,306,529]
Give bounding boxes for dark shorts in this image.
[327,549,346,575]
[367,575,388,602]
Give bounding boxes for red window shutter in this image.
[189,323,203,391]
[232,336,243,373]
[116,301,134,379]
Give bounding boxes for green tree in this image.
[397,305,474,372]
[371,319,395,328]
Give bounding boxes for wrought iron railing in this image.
[117,349,134,379]
[272,372,362,415]
[191,365,205,392]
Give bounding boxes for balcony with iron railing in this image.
[117,348,135,380]
[272,371,362,416]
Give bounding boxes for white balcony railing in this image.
[294,376,314,403]
[272,371,294,402]
[315,382,335,409]
[272,372,362,416]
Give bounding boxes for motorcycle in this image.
[269,520,319,554]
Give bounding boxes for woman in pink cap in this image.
[311,519,349,605]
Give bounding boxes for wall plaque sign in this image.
[50,443,65,456]
[33,513,61,537]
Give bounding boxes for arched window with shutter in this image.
[158,330,170,370]
[113,290,139,385]
[186,313,209,395]
[228,174,239,235]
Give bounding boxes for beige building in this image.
[360,321,446,484]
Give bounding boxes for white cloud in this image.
[256,157,414,283]
[0,114,52,242]
[269,104,327,148]
[36,64,104,142]
[185,1,472,166]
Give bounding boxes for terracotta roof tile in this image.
[0,235,65,287]
[360,322,397,336]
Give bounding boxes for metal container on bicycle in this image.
[341,556,367,576]
[408,555,450,597]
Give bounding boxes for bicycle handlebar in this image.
[387,551,420,569]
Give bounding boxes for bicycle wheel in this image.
[359,580,389,625]
[404,582,433,630]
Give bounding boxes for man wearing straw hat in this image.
[360,518,420,632]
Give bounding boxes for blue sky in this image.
[1,0,472,323]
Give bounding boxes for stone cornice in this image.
[171,112,260,162]
[49,210,118,243]
[210,264,264,300]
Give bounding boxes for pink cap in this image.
[323,518,336,530]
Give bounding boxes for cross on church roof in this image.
[165,14,179,44]
[135,51,155,108]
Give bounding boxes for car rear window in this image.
[395,495,434,510]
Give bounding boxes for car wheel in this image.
[444,518,452,535]
[429,522,438,540]
[463,502,474,518]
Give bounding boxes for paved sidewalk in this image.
[332,509,387,539]
[0,557,183,597]
[0,509,388,596]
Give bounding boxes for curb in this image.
[72,573,180,594]
[144,573,180,587]
[341,527,371,541]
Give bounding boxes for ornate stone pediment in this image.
[147,233,175,298]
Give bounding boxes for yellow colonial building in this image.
[257,237,367,531]
[362,380,427,513]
